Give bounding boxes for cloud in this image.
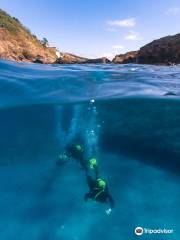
[102,52,115,60]
[103,45,125,60]
[107,18,136,28]
[112,45,124,50]
[106,27,119,32]
[125,31,142,41]
[166,7,179,15]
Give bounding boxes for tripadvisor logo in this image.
[135,227,143,236]
[135,226,173,236]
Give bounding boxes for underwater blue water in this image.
[0,59,179,240]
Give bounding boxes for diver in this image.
[84,175,114,214]
[57,144,99,177]
[57,144,88,171]
[88,157,99,178]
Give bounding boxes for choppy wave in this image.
[0,60,180,109]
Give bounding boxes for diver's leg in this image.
[94,166,99,178]
[86,175,95,189]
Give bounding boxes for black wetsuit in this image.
[84,176,114,209]
[66,145,88,172]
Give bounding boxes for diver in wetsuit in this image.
[57,143,114,213]
[57,144,99,177]
[57,144,87,170]
[66,144,88,171]
[84,175,114,214]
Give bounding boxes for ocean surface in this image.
[0,59,179,240]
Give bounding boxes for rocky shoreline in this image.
[0,9,179,65]
[112,34,180,66]
[55,53,110,64]
[112,51,138,64]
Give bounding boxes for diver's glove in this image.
[59,153,68,161]
[105,208,112,215]
[57,152,69,166]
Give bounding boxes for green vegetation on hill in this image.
[0,9,24,34]
[0,9,56,63]
[0,9,39,41]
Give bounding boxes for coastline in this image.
[0,9,179,66]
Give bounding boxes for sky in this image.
[0,0,180,59]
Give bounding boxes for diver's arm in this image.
[107,193,115,209]
[95,166,99,179]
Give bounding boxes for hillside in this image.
[56,53,110,64]
[0,9,57,63]
[1,9,179,65]
[0,9,111,64]
[138,34,180,65]
[113,51,138,64]
[56,52,88,64]
[113,33,180,65]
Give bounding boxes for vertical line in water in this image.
[66,104,83,143]
[85,100,100,158]
[55,105,66,150]
[56,102,100,159]
[56,104,84,152]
